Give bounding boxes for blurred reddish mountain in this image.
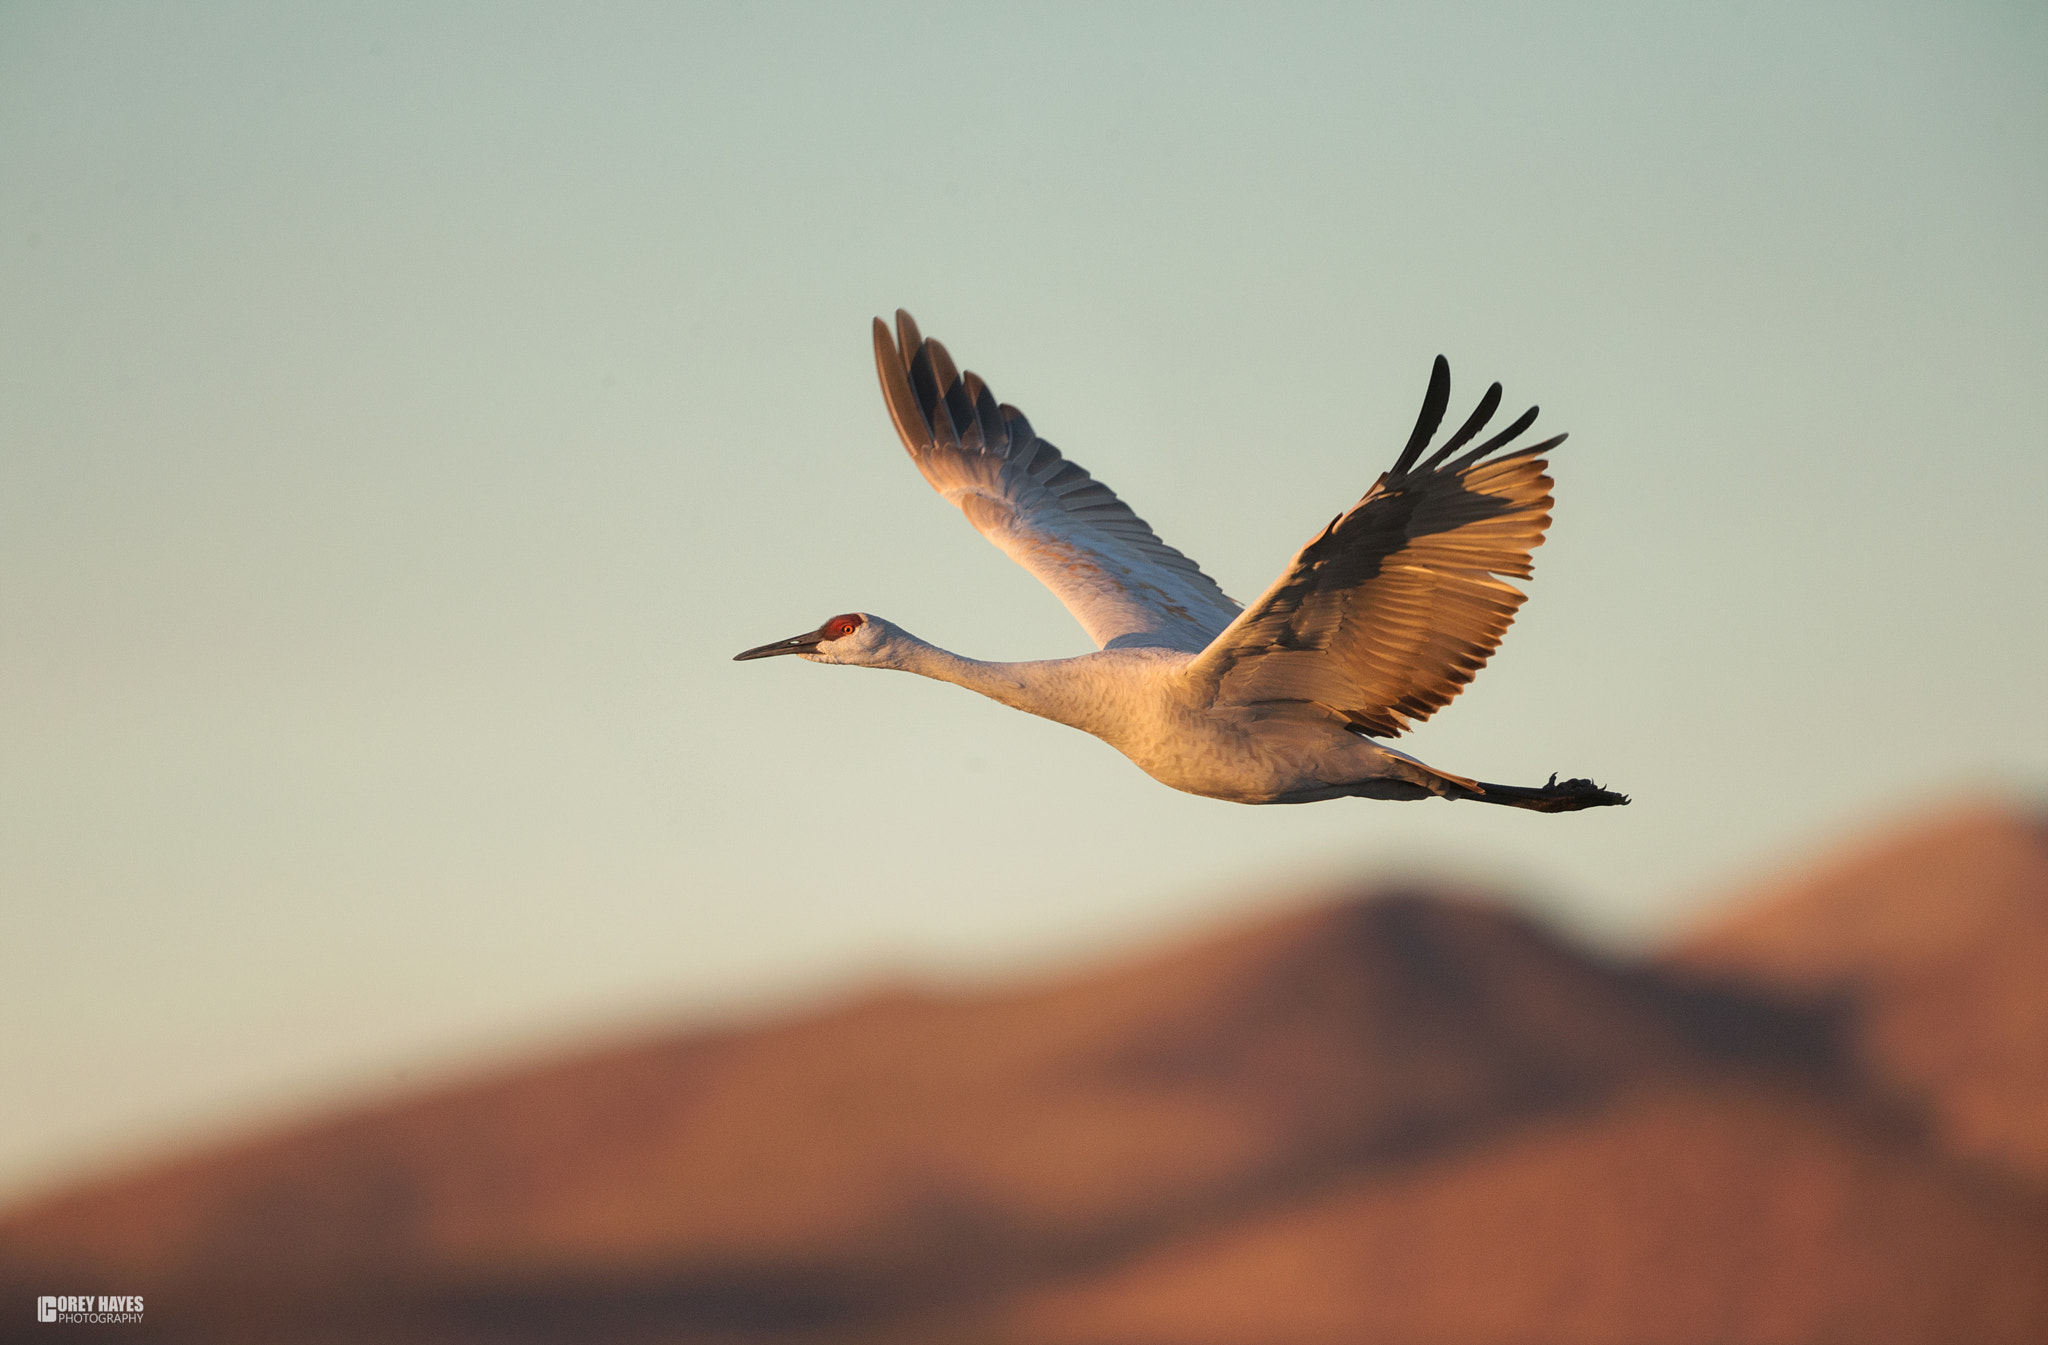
[1674,803,2048,1191]
[4,804,2045,1344]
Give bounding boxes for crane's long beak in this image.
[733,629,826,661]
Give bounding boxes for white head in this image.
[732,612,899,667]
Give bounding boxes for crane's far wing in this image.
[1186,356,1565,737]
[874,311,1241,652]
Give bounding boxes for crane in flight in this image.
[736,311,1627,812]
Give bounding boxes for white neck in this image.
[878,630,1097,732]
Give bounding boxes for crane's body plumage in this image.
[735,311,1627,814]
[807,629,1438,805]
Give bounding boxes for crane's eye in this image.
[825,615,862,638]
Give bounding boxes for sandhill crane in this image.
[735,311,1627,812]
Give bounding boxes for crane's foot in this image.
[1467,772,1630,812]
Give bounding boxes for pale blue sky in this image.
[3,2,2043,1203]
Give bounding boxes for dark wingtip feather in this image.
[1420,381,1502,474]
[964,373,1009,451]
[1391,355,1451,477]
[1476,430,1567,470]
[1447,403,1541,471]
[906,342,943,424]
[914,346,963,450]
[926,336,961,394]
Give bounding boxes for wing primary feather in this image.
[956,395,986,451]
[895,310,923,359]
[926,338,963,398]
[1418,382,1503,473]
[1462,403,1541,462]
[925,373,963,449]
[941,369,979,450]
[1448,429,1566,474]
[1390,355,1452,477]
[964,374,1009,451]
[908,344,948,438]
[872,319,932,453]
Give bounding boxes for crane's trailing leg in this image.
[1461,773,1630,812]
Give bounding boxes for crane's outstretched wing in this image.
[1186,357,1564,737]
[874,311,1242,652]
